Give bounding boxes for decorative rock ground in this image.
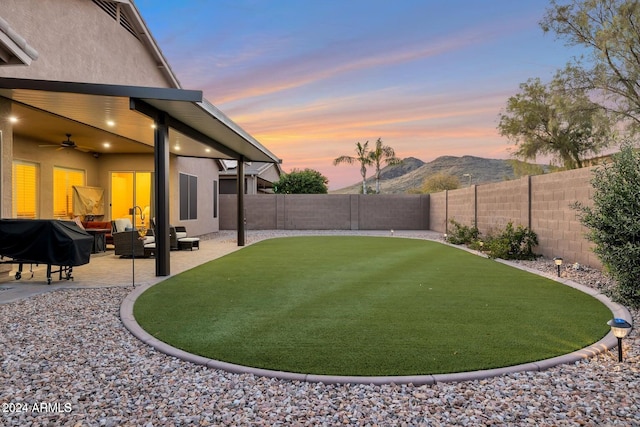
[0,237,638,425]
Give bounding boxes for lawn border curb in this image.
[121,241,632,385]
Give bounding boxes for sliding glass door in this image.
[110,171,153,228]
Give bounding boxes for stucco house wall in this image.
[0,0,173,87]
[171,156,220,237]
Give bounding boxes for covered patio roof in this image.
[0,77,280,164]
[0,77,279,275]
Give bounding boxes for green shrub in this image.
[484,222,538,260]
[574,144,640,307]
[445,219,538,261]
[445,219,479,245]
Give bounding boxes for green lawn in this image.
[134,236,611,376]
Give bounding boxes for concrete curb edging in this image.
[120,255,633,386]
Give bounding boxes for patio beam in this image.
[237,156,245,246]
[154,112,171,276]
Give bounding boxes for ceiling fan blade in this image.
[38,144,60,148]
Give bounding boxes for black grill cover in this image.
[0,219,93,266]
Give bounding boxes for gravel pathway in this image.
[1,234,639,426]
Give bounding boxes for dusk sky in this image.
[135,0,585,190]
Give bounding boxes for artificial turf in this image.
[134,236,611,376]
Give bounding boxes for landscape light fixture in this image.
[390,229,394,237]
[608,318,632,362]
[463,173,472,187]
[553,257,563,277]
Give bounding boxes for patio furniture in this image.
[84,228,111,253]
[174,226,200,250]
[81,220,114,245]
[178,237,200,251]
[113,228,155,258]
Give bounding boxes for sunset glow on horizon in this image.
[136,0,585,190]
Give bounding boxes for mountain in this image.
[331,155,532,194]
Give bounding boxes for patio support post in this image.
[237,156,245,246]
[154,112,170,276]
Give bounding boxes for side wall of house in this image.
[0,0,172,87]
[171,156,220,237]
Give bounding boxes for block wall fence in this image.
[219,194,430,231]
[219,166,599,268]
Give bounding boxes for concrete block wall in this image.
[446,187,476,230]
[440,167,599,268]
[358,195,429,230]
[220,194,429,230]
[429,192,447,233]
[476,178,530,234]
[530,167,598,267]
[283,195,352,230]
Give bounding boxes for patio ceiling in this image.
[0,78,281,163]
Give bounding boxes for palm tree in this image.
[333,141,373,194]
[369,138,401,194]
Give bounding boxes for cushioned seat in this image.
[113,229,154,258]
[177,237,199,251]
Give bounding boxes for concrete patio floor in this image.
[0,231,245,304]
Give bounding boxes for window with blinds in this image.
[53,167,85,219]
[179,173,198,220]
[12,161,39,218]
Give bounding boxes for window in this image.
[179,173,197,220]
[53,167,85,219]
[213,180,218,218]
[12,161,38,218]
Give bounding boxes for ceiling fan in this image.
[39,134,91,152]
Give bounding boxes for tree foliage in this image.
[273,168,328,194]
[333,141,373,194]
[369,138,402,194]
[574,143,640,306]
[420,173,460,193]
[498,73,615,169]
[507,159,546,178]
[541,0,640,129]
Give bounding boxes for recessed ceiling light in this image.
[106,120,115,127]
[8,116,18,123]
[174,145,181,151]
[103,142,111,148]
[151,123,157,129]
[205,148,211,153]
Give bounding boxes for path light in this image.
[608,318,632,362]
[553,257,563,277]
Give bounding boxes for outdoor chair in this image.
[113,228,155,258]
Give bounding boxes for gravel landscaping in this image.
[1,232,638,426]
